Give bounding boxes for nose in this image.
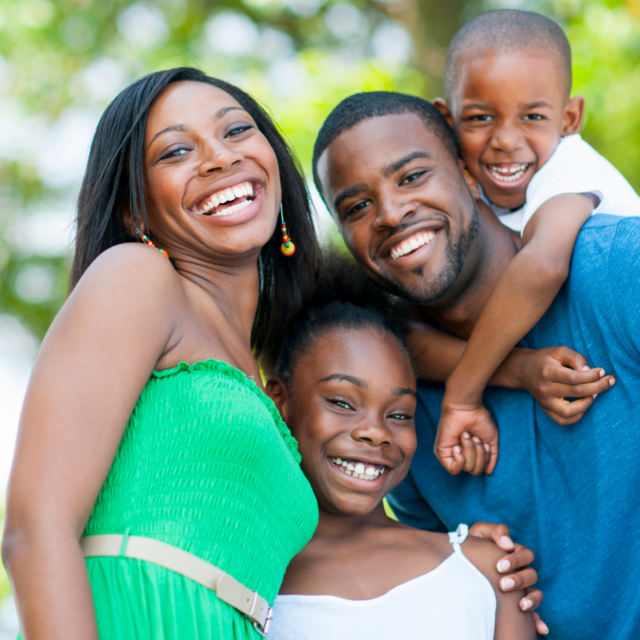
[490,121,524,153]
[372,193,416,232]
[351,417,392,447]
[198,139,243,177]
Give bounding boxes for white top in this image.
[485,134,640,234]
[268,524,496,640]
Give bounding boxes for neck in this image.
[418,201,520,339]
[172,251,261,348]
[313,502,399,541]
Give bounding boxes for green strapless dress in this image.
[82,360,318,639]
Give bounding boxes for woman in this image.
[2,67,320,639]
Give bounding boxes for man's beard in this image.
[374,204,481,306]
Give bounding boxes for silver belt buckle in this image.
[252,604,273,636]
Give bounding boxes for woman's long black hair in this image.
[71,67,320,358]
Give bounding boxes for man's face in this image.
[317,113,482,305]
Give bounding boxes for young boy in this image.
[425,9,640,474]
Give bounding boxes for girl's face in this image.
[268,328,417,517]
[142,81,281,262]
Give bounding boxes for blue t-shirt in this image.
[388,215,640,639]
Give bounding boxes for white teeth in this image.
[204,198,252,217]
[329,457,385,482]
[487,163,529,183]
[390,230,436,260]
[194,181,254,214]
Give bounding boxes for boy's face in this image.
[439,50,583,209]
[267,328,417,518]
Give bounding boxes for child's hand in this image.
[435,402,499,475]
[518,346,616,425]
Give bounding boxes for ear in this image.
[458,157,482,200]
[121,205,142,238]
[561,95,585,136]
[265,376,293,425]
[433,98,454,128]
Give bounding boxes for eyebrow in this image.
[333,183,367,211]
[461,100,553,112]
[381,151,431,178]
[522,101,553,110]
[393,387,417,399]
[146,106,245,150]
[319,373,368,389]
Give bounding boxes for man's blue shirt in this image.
[388,215,640,639]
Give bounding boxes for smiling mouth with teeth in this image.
[193,181,256,216]
[389,230,436,260]
[329,457,387,481]
[486,163,532,184]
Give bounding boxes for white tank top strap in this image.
[448,524,469,552]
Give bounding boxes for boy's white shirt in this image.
[481,134,640,234]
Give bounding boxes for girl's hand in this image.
[517,346,615,425]
[469,521,549,635]
[435,402,499,475]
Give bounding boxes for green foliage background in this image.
[0,0,639,606]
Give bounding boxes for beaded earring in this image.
[135,228,169,259]
[279,205,296,257]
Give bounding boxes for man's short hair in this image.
[445,9,572,100]
[312,91,458,202]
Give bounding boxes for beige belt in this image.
[81,533,273,635]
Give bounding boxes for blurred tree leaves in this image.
[0,0,639,343]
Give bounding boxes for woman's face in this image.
[142,81,280,262]
[269,328,417,517]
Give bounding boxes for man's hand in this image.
[518,346,615,425]
[469,521,549,636]
[435,403,499,475]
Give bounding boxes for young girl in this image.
[265,263,535,639]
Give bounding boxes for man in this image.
[312,91,640,639]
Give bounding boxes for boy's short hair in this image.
[445,9,572,100]
[312,91,458,202]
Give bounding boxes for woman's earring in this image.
[135,228,169,259]
[279,205,296,257]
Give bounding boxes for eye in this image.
[160,147,189,160]
[388,411,413,421]
[523,114,545,121]
[469,114,492,122]
[327,397,354,410]
[344,199,371,219]
[227,124,254,137]
[400,170,427,186]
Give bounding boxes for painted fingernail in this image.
[454,445,462,453]
[462,432,471,439]
[500,535,514,548]
[501,577,516,590]
[540,623,550,634]
[497,559,511,573]
[484,443,490,452]
[581,366,590,371]
[472,436,481,443]
[522,598,533,610]
[593,393,598,399]
[610,378,616,387]
[599,369,605,377]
